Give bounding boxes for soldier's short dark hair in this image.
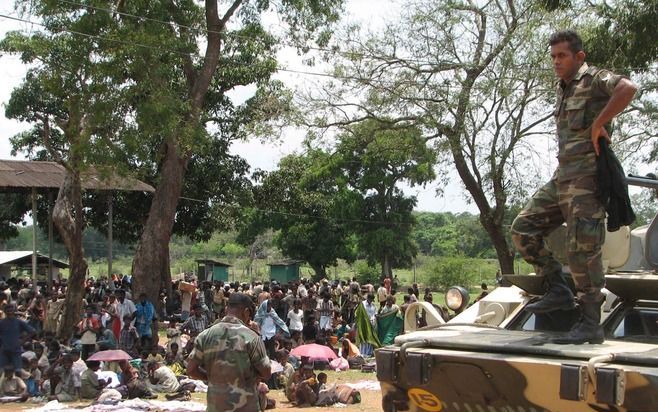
[228,292,255,311]
[549,30,583,54]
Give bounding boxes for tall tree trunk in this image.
[309,263,327,282]
[130,0,239,303]
[480,214,515,274]
[381,255,392,280]
[131,139,187,308]
[52,171,88,340]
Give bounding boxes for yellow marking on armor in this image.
[407,388,443,411]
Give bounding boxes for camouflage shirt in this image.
[191,315,270,412]
[555,62,625,181]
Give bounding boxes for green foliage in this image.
[412,212,497,258]
[630,191,658,228]
[424,257,478,292]
[238,151,356,279]
[353,261,380,285]
[541,0,658,71]
[329,119,437,277]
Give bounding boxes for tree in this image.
[0,194,31,244]
[238,151,356,279]
[305,0,567,274]
[96,0,347,304]
[1,4,126,338]
[329,119,436,277]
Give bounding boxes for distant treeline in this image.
[2,211,495,263]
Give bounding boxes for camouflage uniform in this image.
[190,314,271,412]
[512,63,625,302]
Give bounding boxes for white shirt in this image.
[297,285,308,298]
[72,358,87,379]
[287,309,303,331]
[117,299,137,329]
[262,316,276,340]
[152,366,180,392]
[363,301,377,323]
[181,292,192,312]
[377,286,388,303]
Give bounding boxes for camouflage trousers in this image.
[511,174,605,302]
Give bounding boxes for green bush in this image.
[353,260,380,285]
[424,257,478,292]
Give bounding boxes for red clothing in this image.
[384,278,391,294]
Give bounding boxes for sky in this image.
[0,1,649,216]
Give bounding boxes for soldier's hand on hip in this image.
[591,124,611,156]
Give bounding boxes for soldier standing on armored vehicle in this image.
[511,30,638,344]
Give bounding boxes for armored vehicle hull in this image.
[378,326,658,411]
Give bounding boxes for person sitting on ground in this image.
[35,342,49,371]
[96,324,117,351]
[258,380,276,410]
[117,359,156,399]
[80,361,111,400]
[276,350,294,390]
[0,367,28,402]
[25,358,42,397]
[147,362,180,393]
[290,330,304,348]
[293,365,319,406]
[165,319,182,352]
[315,372,338,406]
[69,349,87,382]
[335,319,351,340]
[47,354,81,402]
[146,346,165,363]
[164,351,185,376]
[166,342,184,363]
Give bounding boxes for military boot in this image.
[525,270,576,314]
[553,300,604,344]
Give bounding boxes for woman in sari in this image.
[354,295,380,356]
[377,296,403,346]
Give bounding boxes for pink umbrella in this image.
[291,343,338,361]
[87,349,132,362]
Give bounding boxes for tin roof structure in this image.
[0,159,154,192]
[0,251,69,268]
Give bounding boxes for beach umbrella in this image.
[87,349,132,362]
[291,343,338,361]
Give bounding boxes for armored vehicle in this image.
[377,176,658,412]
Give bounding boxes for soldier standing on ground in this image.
[511,30,638,344]
[187,293,271,412]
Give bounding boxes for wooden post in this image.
[48,191,54,291]
[32,188,38,291]
[107,193,113,288]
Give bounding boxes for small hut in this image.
[0,251,68,281]
[268,260,302,284]
[196,259,231,282]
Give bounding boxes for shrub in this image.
[353,260,380,285]
[424,257,478,292]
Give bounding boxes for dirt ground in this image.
[5,369,383,412]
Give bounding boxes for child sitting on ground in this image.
[0,367,28,402]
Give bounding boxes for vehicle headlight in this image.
[445,286,470,312]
